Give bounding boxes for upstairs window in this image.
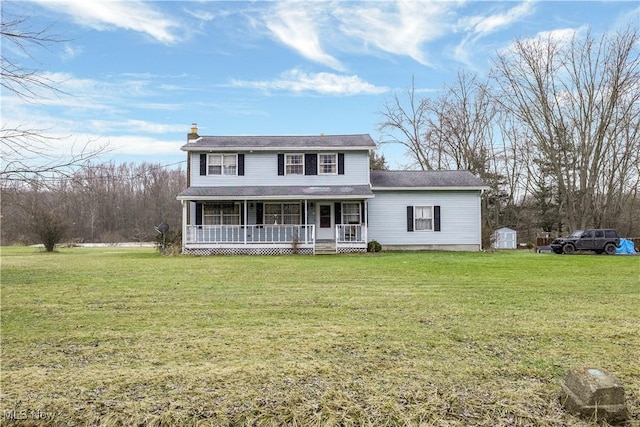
[319,153,337,175]
[285,154,304,175]
[208,154,237,175]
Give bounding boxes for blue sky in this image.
[2,0,638,169]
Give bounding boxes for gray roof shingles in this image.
[181,134,376,151]
[370,170,486,189]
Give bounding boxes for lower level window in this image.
[342,202,361,224]
[264,203,301,225]
[203,203,240,225]
[415,206,433,231]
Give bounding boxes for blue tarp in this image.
[615,238,637,255]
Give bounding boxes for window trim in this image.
[207,153,238,176]
[341,202,361,225]
[285,153,304,175]
[263,202,302,225]
[318,153,338,175]
[202,202,241,225]
[414,205,434,232]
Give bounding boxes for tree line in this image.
[1,162,185,246]
[378,26,640,242]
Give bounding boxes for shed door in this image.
[503,232,515,248]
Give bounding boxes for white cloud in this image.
[264,2,344,71]
[534,27,584,45]
[462,1,535,37]
[453,1,536,67]
[32,0,182,44]
[333,1,453,66]
[230,69,388,95]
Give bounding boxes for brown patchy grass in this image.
[1,247,639,426]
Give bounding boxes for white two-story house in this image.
[177,125,487,255]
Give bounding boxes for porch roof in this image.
[177,185,374,201]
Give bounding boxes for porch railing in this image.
[186,224,315,244]
[337,224,365,243]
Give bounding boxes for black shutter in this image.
[434,205,441,232]
[256,202,263,225]
[360,201,365,223]
[277,154,284,176]
[305,153,317,175]
[199,154,207,176]
[237,154,244,176]
[195,203,203,225]
[407,206,414,232]
[335,203,341,225]
[239,203,244,226]
[338,153,345,175]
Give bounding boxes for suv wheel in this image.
[563,243,576,255]
[604,243,617,255]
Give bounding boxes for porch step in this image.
[315,242,336,255]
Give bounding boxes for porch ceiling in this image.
[177,185,374,200]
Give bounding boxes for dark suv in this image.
[550,229,620,255]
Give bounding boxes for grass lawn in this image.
[1,247,639,426]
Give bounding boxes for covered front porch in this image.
[177,185,373,255]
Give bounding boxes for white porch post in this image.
[304,199,308,244]
[181,200,187,249]
[244,200,248,244]
[364,199,368,244]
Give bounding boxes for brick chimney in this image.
[187,123,199,141]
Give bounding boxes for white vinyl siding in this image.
[190,151,369,186]
[368,190,482,247]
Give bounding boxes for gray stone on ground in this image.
[561,368,628,423]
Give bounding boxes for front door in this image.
[316,203,334,240]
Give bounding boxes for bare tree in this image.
[491,26,640,231]
[425,71,497,176]
[1,13,107,186]
[377,77,434,170]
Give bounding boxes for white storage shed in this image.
[492,227,517,249]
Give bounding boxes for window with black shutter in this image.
[305,153,317,175]
[255,202,263,225]
[237,153,244,176]
[195,203,203,225]
[199,154,207,176]
[277,154,285,176]
[406,206,414,232]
